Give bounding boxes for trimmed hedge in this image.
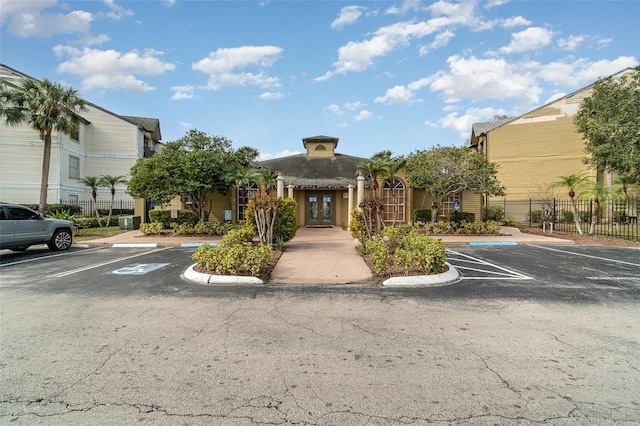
[412,209,431,223]
[149,209,199,228]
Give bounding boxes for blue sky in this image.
[1,0,638,160]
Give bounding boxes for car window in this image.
[0,208,7,220]
[8,207,38,220]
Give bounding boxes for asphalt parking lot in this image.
[1,244,639,424]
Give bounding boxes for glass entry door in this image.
[307,193,333,225]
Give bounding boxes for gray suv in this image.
[0,203,75,251]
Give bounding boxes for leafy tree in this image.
[127,129,237,221]
[549,173,590,235]
[99,174,128,226]
[576,66,640,183]
[80,176,103,227]
[356,155,389,197]
[0,79,87,213]
[405,146,505,222]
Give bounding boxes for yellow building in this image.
[164,135,483,227]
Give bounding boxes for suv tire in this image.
[47,229,73,251]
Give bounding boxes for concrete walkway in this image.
[84,225,573,285]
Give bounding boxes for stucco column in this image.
[276,172,284,199]
[347,184,354,224]
[357,173,365,212]
[287,184,294,199]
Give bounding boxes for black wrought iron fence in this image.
[487,196,639,241]
[59,199,135,217]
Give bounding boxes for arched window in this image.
[237,183,259,221]
[314,144,327,151]
[382,178,405,222]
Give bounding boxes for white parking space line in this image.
[53,248,171,278]
[447,249,534,280]
[0,247,104,268]
[529,245,640,268]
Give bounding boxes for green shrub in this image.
[348,209,368,242]
[48,210,75,220]
[149,209,199,228]
[192,234,273,277]
[72,217,101,229]
[529,210,543,224]
[560,210,574,223]
[221,226,255,245]
[273,198,297,243]
[246,198,298,244]
[172,222,196,235]
[381,226,411,254]
[394,232,447,274]
[363,236,389,275]
[25,203,83,216]
[446,211,475,225]
[484,206,504,221]
[412,209,431,223]
[140,222,164,235]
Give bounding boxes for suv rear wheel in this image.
[47,229,73,251]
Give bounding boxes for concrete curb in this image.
[382,262,459,287]
[183,263,264,285]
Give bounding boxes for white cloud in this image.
[434,106,508,138]
[325,104,344,115]
[419,30,455,55]
[353,110,373,121]
[537,56,639,87]
[502,16,531,28]
[258,150,301,161]
[54,46,175,93]
[557,35,586,51]
[375,76,432,105]
[318,1,482,81]
[344,101,365,110]
[193,46,283,90]
[259,91,284,100]
[499,27,555,54]
[171,85,199,101]
[485,0,509,8]
[3,3,92,38]
[331,6,365,29]
[101,0,135,21]
[429,55,542,105]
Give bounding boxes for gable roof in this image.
[120,115,162,140]
[259,153,367,188]
[0,63,161,140]
[469,67,637,143]
[471,119,512,137]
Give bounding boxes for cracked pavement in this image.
[1,289,639,425]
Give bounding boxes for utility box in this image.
[119,215,141,230]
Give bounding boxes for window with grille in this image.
[237,183,259,221]
[440,193,461,216]
[69,156,80,179]
[382,178,405,222]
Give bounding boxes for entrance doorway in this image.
[307,193,334,226]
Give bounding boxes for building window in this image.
[237,183,258,221]
[382,178,405,222]
[70,127,79,142]
[440,193,461,216]
[69,194,79,204]
[69,156,80,179]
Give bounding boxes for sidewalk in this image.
[84,226,573,285]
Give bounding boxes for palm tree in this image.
[549,173,589,235]
[80,176,103,227]
[0,78,87,213]
[99,175,128,226]
[356,157,388,198]
[256,169,278,195]
[579,181,612,235]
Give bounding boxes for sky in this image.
[1,0,638,161]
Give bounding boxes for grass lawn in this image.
[74,226,129,242]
